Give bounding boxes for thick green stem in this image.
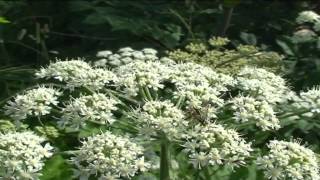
[144,86,153,101]
[160,136,170,180]
[139,86,148,101]
[105,89,140,106]
[203,167,211,180]
[175,95,185,109]
[218,6,234,37]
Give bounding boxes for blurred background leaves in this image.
[0,0,319,101]
[2,1,320,178]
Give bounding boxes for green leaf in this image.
[229,164,261,180]
[83,13,108,25]
[276,39,294,56]
[240,32,257,45]
[68,1,92,12]
[41,155,73,180]
[78,122,107,138]
[200,9,220,14]
[0,17,10,24]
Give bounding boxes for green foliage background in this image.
[1,1,320,179]
[1,1,318,95]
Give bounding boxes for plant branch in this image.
[160,134,170,180]
[218,7,234,37]
[48,31,118,41]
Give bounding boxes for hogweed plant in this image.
[1,47,320,179]
[278,10,320,89]
[167,37,283,74]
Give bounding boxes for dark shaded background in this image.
[1,0,319,101]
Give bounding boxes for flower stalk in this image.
[160,134,170,180]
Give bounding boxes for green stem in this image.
[277,110,309,119]
[83,86,95,94]
[169,9,195,39]
[160,135,170,180]
[203,167,211,180]
[139,86,148,101]
[40,39,49,63]
[175,95,185,109]
[144,87,153,101]
[37,116,50,139]
[218,7,234,37]
[105,88,140,106]
[233,121,256,130]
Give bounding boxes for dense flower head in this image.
[130,100,187,139]
[115,61,171,96]
[170,63,234,109]
[292,86,320,116]
[257,140,319,180]
[4,86,61,121]
[230,95,280,131]
[36,59,117,90]
[170,63,235,92]
[296,11,320,24]
[236,66,290,104]
[59,93,119,130]
[185,42,207,53]
[181,123,252,169]
[292,29,317,43]
[168,38,282,74]
[71,131,150,179]
[77,68,117,91]
[36,59,92,81]
[208,36,230,47]
[0,131,53,179]
[95,47,174,67]
[5,53,320,179]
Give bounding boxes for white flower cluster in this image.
[296,11,320,24]
[170,63,234,109]
[0,131,53,179]
[132,100,187,139]
[171,63,235,92]
[115,61,171,96]
[95,47,174,67]
[59,93,119,130]
[4,86,61,121]
[257,140,319,180]
[293,11,320,43]
[292,29,317,43]
[181,123,252,169]
[230,95,280,130]
[71,131,149,179]
[236,66,289,104]
[36,59,117,90]
[115,61,236,111]
[292,87,320,117]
